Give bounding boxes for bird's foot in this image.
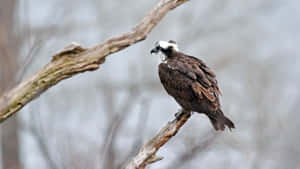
[175,109,191,120]
[175,111,182,120]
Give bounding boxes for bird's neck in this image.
[163,49,180,59]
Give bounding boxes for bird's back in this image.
[158,52,234,130]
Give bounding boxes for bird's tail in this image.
[208,109,235,131]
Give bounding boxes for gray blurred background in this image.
[1,0,300,169]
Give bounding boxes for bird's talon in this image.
[175,109,185,119]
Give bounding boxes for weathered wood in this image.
[124,110,191,169]
[0,0,190,123]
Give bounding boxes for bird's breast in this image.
[157,52,168,64]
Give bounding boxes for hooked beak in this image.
[150,47,159,54]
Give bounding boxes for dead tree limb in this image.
[0,0,190,123]
[124,110,191,169]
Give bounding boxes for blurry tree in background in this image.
[1,0,300,169]
[0,0,21,168]
[0,0,73,168]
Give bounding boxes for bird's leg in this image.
[175,109,191,120]
[174,110,182,119]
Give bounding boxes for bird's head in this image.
[150,40,179,61]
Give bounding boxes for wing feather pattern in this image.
[158,51,234,131]
[166,54,221,102]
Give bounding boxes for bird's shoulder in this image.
[166,53,216,82]
[182,54,216,77]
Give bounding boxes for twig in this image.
[0,0,190,123]
[124,110,191,169]
[166,132,218,169]
[117,98,151,169]
[101,85,139,169]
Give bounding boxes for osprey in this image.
[151,40,235,131]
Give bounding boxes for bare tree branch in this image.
[166,132,218,169]
[27,116,62,169]
[101,84,140,169]
[0,0,190,123]
[124,110,191,169]
[117,98,151,169]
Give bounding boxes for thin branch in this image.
[101,86,139,169]
[19,104,62,169]
[117,98,151,169]
[28,119,62,169]
[124,110,191,169]
[0,0,190,123]
[166,132,218,169]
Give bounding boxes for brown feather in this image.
[158,50,234,131]
[191,83,203,99]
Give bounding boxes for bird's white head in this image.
[150,40,179,62]
[151,40,179,53]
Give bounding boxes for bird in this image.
[150,40,235,131]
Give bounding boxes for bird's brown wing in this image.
[167,55,221,103]
[161,54,234,131]
[188,55,222,95]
